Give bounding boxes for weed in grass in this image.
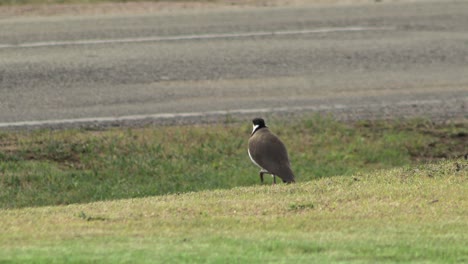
[77,211,107,221]
[288,203,314,211]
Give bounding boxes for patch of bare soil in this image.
[414,127,468,161]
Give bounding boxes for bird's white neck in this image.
[252,124,260,134]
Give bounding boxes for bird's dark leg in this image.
[259,169,270,184]
[273,175,276,185]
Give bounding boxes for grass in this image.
[0,159,466,263]
[0,116,466,209]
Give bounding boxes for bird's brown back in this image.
[248,128,295,183]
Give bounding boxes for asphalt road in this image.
[0,1,467,128]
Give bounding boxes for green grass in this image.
[0,116,466,209]
[0,159,466,263]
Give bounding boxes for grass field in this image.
[1,159,466,262]
[1,116,466,209]
[0,116,467,262]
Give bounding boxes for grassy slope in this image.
[0,117,466,209]
[0,159,467,263]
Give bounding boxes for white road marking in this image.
[0,27,393,49]
[0,99,455,128]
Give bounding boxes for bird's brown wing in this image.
[248,129,295,183]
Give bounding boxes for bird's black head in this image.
[251,118,266,134]
[252,118,266,127]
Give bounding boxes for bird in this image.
[248,117,295,184]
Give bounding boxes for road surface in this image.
[0,0,467,128]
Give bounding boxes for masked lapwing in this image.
[248,118,295,184]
